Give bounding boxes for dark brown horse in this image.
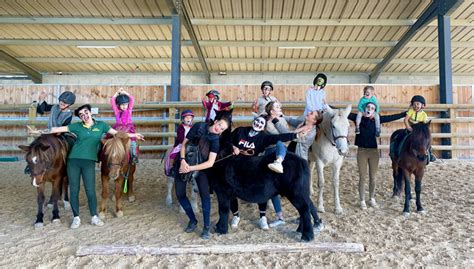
[99,132,136,218]
[390,122,432,216]
[19,134,69,228]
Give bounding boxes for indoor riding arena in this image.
[0,0,472,267]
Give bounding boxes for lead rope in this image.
[214,148,255,164]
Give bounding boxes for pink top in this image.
[111,95,136,135]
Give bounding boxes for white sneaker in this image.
[259,216,269,230]
[268,161,284,173]
[91,215,104,226]
[369,198,379,208]
[70,216,81,229]
[360,201,367,210]
[231,216,241,229]
[269,218,285,228]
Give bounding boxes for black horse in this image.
[389,122,432,216]
[182,110,323,241]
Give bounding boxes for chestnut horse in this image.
[99,132,136,218]
[19,134,70,228]
[390,122,432,216]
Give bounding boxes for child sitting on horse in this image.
[304,73,328,117]
[404,95,436,162]
[252,81,279,116]
[164,109,194,177]
[201,89,233,123]
[25,90,77,174]
[111,88,139,164]
[356,86,381,137]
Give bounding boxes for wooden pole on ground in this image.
[76,242,365,257]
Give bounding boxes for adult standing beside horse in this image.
[30,104,144,229]
[348,102,406,210]
[176,111,231,240]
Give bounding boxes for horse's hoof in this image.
[403,212,410,218]
[34,222,44,229]
[46,203,53,209]
[417,210,426,215]
[99,212,106,219]
[317,206,325,213]
[116,211,124,218]
[52,218,61,224]
[128,195,136,203]
[63,201,71,210]
[165,196,172,206]
[335,207,343,215]
[301,234,314,242]
[313,222,325,233]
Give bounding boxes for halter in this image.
[320,115,348,147]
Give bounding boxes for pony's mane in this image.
[103,132,130,163]
[408,122,431,150]
[30,135,67,164]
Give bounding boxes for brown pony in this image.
[19,134,69,228]
[390,122,432,216]
[99,131,136,218]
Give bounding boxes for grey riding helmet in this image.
[58,91,76,105]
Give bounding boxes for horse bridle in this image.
[321,117,348,147]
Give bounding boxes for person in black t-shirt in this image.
[348,102,406,210]
[176,115,231,240]
[229,116,308,230]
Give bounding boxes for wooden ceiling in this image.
[0,0,472,81]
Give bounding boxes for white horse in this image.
[308,105,351,214]
[163,147,199,213]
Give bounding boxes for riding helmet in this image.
[115,94,130,106]
[313,73,327,87]
[260,81,273,91]
[58,91,76,105]
[181,109,195,119]
[206,89,221,100]
[410,95,426,106]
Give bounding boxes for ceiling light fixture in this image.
[278,46,315,49]
[76,45,117,49]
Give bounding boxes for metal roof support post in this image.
[170,13,181,102]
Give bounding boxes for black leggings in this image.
[175,172,211,227]
[231,198,267,217]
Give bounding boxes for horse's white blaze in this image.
[32,156,38,164]
[309,105,351,214]
[32,177,39,187]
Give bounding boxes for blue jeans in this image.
[265,141,286,160]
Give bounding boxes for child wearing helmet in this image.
[304,73,328,117]
[36,90,76,129]
[404,95,436,162]
[111,88,139,163]
[252,81,279,115]
[164,109,195,177]
[202,89,233,123]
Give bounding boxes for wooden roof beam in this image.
[190,18,473,27]
[0,39,471,48]
[0,50,42,83]
[0,16,172,25]
[369,0,465,83]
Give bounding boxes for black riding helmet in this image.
[260,81,273,91]
[58,91,76,105]
[313,73,327,88]
[115,94,130,106]
[411,95,426,106]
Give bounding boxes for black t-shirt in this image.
[231,126,296,155]
[348,112,406,148]
[186,122,220,155]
